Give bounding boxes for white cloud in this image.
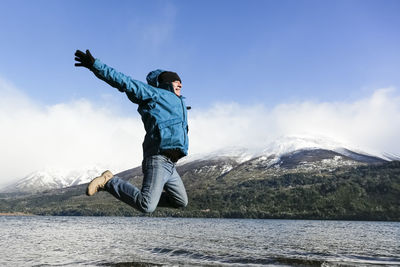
[0,78,144,187]
[188,87,400,157]
[1,76,399,187]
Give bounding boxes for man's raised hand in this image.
[74,49,95,69]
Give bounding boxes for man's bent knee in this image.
[140,206,156,213]
[174,198,188,208]
[137,198,158,213]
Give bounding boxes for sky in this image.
[1,0,400,187]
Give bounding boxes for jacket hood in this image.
[146,69,166,88]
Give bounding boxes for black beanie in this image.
[158,71,181,85]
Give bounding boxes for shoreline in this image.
[0,212,35,216]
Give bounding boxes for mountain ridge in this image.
[1,135,390,193]
[1,157,399,220]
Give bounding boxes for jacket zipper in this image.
[180,97,187,146]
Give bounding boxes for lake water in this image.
[0,216,399,266]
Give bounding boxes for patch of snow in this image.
[253,155,281,168]
[221,164,233,174]
[381,152,400,161]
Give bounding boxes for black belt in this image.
[161,149,183,163]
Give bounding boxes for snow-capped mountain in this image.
[181,135,387,166]
[257,136,387,171]
[177,147,387,186]
[1,135,391,193]
[177,135,388,183]
[1,166,108,193]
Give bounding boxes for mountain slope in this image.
[1,147,399,221]
[0,135,390,194]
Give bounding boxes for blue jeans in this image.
[105,155,188,213]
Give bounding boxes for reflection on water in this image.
[0,216,399,266]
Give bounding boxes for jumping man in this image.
[74,50,189,213]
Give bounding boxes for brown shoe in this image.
[86,170,114,196]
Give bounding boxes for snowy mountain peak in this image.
[180,135,390,171]
[261,135,347,157]
[1,166,108,193]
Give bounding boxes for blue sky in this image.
[1,0,400,185]
[1,0,399,108]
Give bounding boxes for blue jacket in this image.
[90,59,189,160]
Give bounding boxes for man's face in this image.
[172,80,182,96]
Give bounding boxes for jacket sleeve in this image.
[90,59,158,104]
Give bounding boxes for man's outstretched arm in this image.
[74,49,158,103]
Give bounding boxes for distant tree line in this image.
[1,161,399,221]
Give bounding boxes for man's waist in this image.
[160,149,184,163]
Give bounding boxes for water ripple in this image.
[0,216,399,266]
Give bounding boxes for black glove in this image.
[74,49,95,69]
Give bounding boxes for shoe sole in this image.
[86,170,113,196]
